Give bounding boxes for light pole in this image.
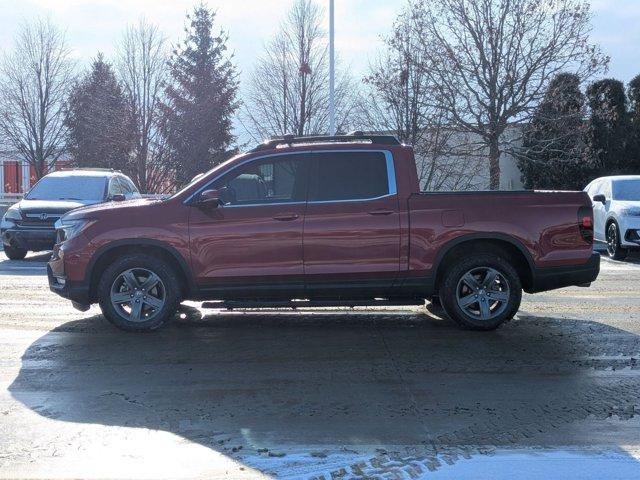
[329,0,336,135]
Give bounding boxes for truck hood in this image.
[63,198,161,220]
[18,198,97,216]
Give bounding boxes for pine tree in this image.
[519,73,587,190]
[162,5,239,186]
[585,79,629,176]
[627,75,640,172]
[65,53,134,172]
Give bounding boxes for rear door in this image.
[303,150,401,297]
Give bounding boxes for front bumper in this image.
[618,216,640,247]
[2,227,56,251]
[48,246,91,306]
[529,253,600,293]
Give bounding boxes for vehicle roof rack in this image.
[70,168,120,173]
[250,131,401,152]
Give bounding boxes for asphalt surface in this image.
[1,250,640,479]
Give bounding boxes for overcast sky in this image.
[0,0,638,140]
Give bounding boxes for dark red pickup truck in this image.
[48,134,599,331]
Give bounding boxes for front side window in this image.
[308,151,390,202]
[211,154,308,206]
[108,178,123,197]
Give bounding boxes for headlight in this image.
[54,219,93,243]
[1,207,20,229]
[619,208,640,217]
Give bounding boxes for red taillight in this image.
[578,206,593,243]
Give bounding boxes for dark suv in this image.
[1,169,140,260]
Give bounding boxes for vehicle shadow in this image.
[595,248,640,264]
[8,308,640,477]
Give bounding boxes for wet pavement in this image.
[1,251,639,479]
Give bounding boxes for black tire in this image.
[4,245,27,260]
[427,296,441,307]
[440,253,522,331]
[97,253,181,332]
[606,222,628,261]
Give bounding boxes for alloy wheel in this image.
[607,223,618,257]
[455,267,511,321]
[110,268,166,323]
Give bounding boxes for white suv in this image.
[584,176,640,260]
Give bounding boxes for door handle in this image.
[368,209,394,216]
[273,213,299,221]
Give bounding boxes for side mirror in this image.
[198,189,222,207]
[111,193,126,202]
[592,194,606,204]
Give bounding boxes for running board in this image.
[201,298,425,310]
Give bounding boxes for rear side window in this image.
[308,151,390,202]
[118,177,140,197]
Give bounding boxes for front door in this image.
[592,179,609,241]
[189,153,309,298]
[303,150,401,298]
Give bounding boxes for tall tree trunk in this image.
[489,135,501,190]
[138,151,147,193]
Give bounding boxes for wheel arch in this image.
[433,234,535,293]
[86,239,196,302]
[605,216,619,230]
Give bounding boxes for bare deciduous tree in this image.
[360,6,482,191]
[242,0,356,141]
[117,18,168,193]
[402,0,608,189]
[0,18,74,180]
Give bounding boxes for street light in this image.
[329,0,336,136]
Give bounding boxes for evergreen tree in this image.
[627,75,640,172]
[519,73,587,190]
[584,79,629,176]
[65,53,133,172]
[162,5,239,186]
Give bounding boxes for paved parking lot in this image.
[1,251,640,479]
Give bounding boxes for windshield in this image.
[612,179,640,201]
[25,176,106,201]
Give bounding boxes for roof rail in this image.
[250,131,401,152]
[70,168,120,173]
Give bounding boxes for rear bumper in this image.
[529,253,600,293]
[2,227,56,251]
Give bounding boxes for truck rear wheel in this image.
[440,253,522,331]
[97,253,181,332]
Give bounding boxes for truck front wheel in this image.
[440,254,522,331]
[97,253,181,332]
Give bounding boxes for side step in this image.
[201,298,425,310]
